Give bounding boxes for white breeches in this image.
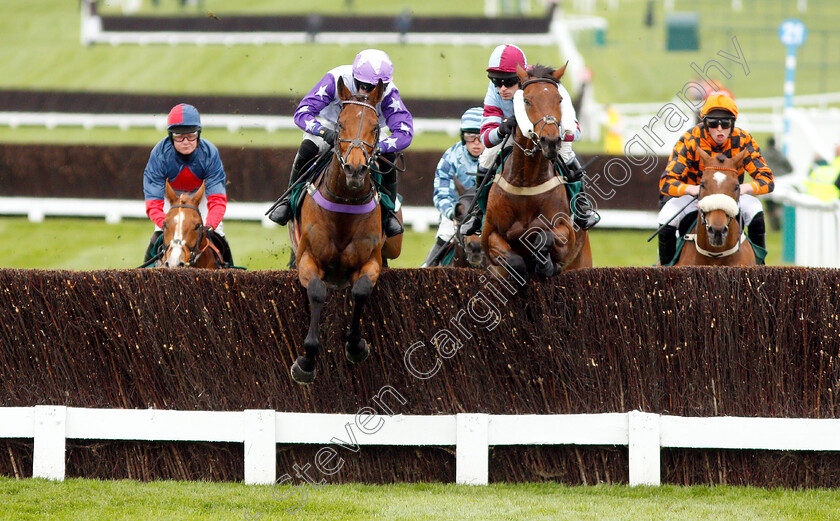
[657,193,763,229]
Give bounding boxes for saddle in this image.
[290,151,402,224]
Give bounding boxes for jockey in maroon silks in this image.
[142,103,234,266]
[267,48,414,238]
[459,44,600,236]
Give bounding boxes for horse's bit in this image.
[163,203,208,267]
[515,77,563,157]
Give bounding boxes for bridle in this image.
[162,203,209,267]
[698,166,740,233]
[334,99,381,174]
[514,77,562,157]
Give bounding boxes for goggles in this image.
[172,131,199,143]
[704,118,734,130]
[490,76,519,88]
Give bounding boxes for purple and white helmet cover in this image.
[352,49,394,85]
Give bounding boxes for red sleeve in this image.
[205,193,227,230]
[145,199,165,228]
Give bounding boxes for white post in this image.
[244,410,276,485]
[33,405,66,481]
[456,413,489,485]
[628,410,660,486]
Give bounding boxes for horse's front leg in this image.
[345,257,381,364]
[484,228,529,284]
[291,254,326,385]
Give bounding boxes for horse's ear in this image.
[516,63,528,83]
[337,76,352,101]
[454,177,466,196]
[190,181,205,205]
[697,148,712,166]
[733,148,750,168]
[553,61,569,82]
[165,179,177,204]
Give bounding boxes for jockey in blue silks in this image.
[267,49,414,238]
[142,103,234,267]
[422,107,485,267]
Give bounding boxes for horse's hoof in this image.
[535,263,554,277]
[345,339,370,364]
[290,361,316,385]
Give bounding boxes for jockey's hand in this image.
[498,116,517,137]
[739,183,755,195]
[684,184,700,196]
[204,225,215,235]
[319,127,337,145]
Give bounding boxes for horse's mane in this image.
[527,64,556,80]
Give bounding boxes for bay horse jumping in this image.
[159,180,223,269]
[675,148,756,266]
[482,63,592,281]
[288,77,402,384]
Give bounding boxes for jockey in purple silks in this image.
[268,48,414,237]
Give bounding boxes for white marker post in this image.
[778,18,807,156]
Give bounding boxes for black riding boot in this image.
[208,230,234,268]
[459,166,488,236]
[268,140,320,225]
[658,225,678,266]
[379,157,404,237]
[565,157,600,231]
[748,212,766,264]
[143,230,163,265]
[422,237,447,268]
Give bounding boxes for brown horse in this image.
[482,63,592,281]
[675,148,756,266]
[159,180,223,269]
[288,77,402,384]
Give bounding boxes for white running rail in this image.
[4,406,840,486]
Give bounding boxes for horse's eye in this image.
[524,99,531,107]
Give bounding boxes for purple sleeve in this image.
[293,72,336,135]
[379,87,414,153]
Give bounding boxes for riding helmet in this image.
[486,44,527,79]
[701,93,738,120]
[352,49,394,85]
[167,103,202,134]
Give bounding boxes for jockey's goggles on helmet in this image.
[490,76,519,88]
[462,132,481,143]
[355,79,385,93]
[704,118,734,130]
[171,131,200,143]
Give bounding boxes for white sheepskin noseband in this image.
[698,193,739,218]
[513,90,535,139]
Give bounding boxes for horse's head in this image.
[335,77,383,191]
[696,148,749,247]
[453,183,486,268]
[513,62,568,161]
[161,180,206,268]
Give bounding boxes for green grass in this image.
[1,478,839,521]
[0,217,783,270]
